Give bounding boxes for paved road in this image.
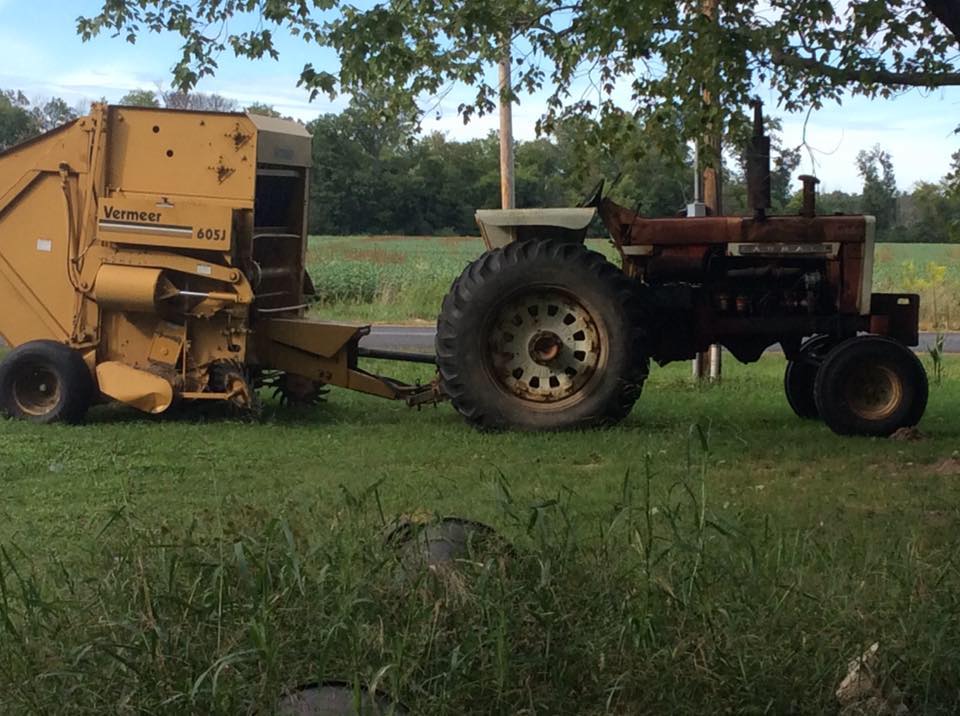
[360,326,960,359]
[361,326,438,355]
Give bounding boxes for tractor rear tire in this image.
[0,341,94,424]
[436,239,648,431]
[784,335,835,419]
[814,336,928,437]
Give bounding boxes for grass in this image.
[2,237,960,713]
[309,237,960,330]
[306,235,483,323]
[3,356,960,713]
[874,244,960,330]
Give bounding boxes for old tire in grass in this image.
[387,516,510,574]
[436,239,648,431]
[278,682,408,715]
[784,335,835,420]
[0,340,94,424]
[814,336,928,437]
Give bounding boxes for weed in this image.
[930,331,946,385]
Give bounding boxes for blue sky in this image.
[1,0,958,194]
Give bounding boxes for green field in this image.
[2,238,960,713]
[308,237,960,329]
[2,353,960,713]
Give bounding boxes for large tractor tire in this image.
[436,239,648,431]
[0,341,95,424]
[783,335,836,420]
[814,336,928,437]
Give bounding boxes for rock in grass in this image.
[836,643,909,715]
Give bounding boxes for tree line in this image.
[2,88,958,242]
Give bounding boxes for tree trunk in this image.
[498,45,515,210]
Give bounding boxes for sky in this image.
[1,0,958,195]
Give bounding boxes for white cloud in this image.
[57,68,161,93]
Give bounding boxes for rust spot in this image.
[210,158,236,184]
[229,123,252,150]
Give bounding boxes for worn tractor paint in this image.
[457,102,926,436]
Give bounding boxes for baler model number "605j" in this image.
[196,228,227,241]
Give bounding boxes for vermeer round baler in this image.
[0,104,440,422]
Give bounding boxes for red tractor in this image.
[435,104,927,436]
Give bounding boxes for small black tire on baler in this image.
[813,335,928,437]
[0,340,95,424]
[435,239,649,431]
[783,335,835,420]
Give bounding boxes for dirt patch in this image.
[932,458,960,476]
[573,452,604,469]
[360,234,481,243]
[889,427,925,442]
[339,248,407,264]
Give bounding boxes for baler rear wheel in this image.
[0,341,94,424]
[436,239,648,431]
[783,335,835,420]
[814,336,928,437]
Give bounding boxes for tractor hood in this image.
[475,207,597,249]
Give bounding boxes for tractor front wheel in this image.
[814,336,928,437]
[0,341,95,424]
[436,239,648,431]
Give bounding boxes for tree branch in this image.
[922,0,960,46]
[770,48,960,87]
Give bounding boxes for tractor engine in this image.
[642,252,831,319]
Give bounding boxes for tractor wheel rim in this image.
[12,367,61,416]
[845,364,903,421]
[487,289,603,404]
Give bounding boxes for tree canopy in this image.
[77,1,960,157]
[2,85,958,240]
[0,92,36,152]
[0,91,80,151]
[857,145,900,234]
[119,89,160,107]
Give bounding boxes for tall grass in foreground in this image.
[2,428,959,714]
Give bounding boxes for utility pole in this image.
[693,0,723,383]
[498,43,516,210]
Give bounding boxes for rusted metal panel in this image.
[602,198,868,251]
[870,293,920,347]
[840,242,864,314]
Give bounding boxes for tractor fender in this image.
[474,207,597,250]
